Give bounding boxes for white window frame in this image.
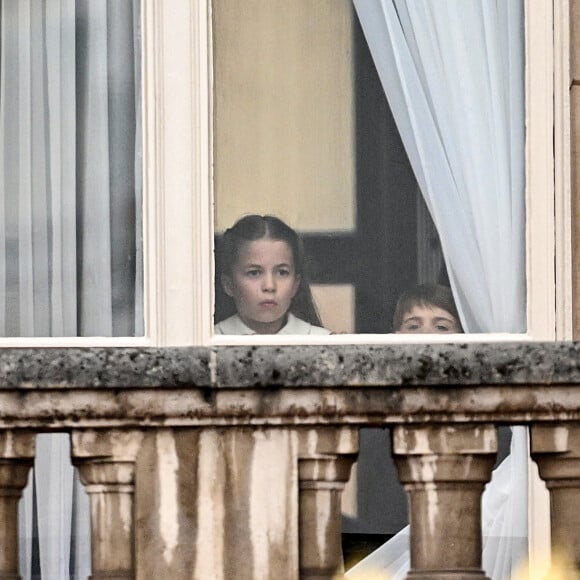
[203,0,570,347]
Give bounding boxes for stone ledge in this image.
[0,342,579,389]
[0,384,578,429]
[0,344,579,428]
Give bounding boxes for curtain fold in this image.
[36,434,75,579]
[1,0,142,578]
[349,1,527,578]
[18,477,34,580]
[75,0,140,337]
[0,0,78,338]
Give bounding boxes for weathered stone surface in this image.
[0,385,577,429]
[1,343,580,391]
[0,344,579,429]
[135,428,301,580]
[394,425,497,579]
[0,344,578,577]
[72,430,143,579]
[212,343,579,387]
[213,342,580,387]
[0,347,212,389]
[0,432,35,578]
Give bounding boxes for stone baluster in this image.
[0,431,35,580]
[531,423,580,576]
[72,429,143,580]
[298,427,359,580]
[393,424,497,580]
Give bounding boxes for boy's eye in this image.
[435,325,451,332]
[404,323,420,331]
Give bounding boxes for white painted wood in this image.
[525,0,565,574]
[143,0,213,346]
[524,0,556,342]
[0,337,153,348]
[211,332,538,346]
[554,0,574,342]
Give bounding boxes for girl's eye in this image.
[404,323,420,331]
[278,268,291,277]
[245,269,261,277]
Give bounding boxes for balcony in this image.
[0,343,579,579]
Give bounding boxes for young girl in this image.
[214,215,330,335]
[393,284,463,333]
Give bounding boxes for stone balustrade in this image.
[0,343,579,579]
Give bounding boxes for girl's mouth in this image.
[259,300,277,307]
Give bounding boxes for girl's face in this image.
[397,304,460,333]
[222,238,301,334]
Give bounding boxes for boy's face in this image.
[397,304,460,334]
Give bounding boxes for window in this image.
[2,0,561,347]
[212,0,430,335]
[208,0,567,345]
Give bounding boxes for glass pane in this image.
[0,0,143,337]
[212,0,526,337]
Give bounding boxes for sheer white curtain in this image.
[352,0,526,334]
[348,1,527,579]
[0,0,142,578]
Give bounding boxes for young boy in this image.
[393,284,463,334]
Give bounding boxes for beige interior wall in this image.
[311,284,355,334]
[212,0,356,233]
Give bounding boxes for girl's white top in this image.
[214,313,331,335]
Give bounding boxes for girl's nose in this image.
[262,273,276,291]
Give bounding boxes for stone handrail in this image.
[0,343,579,579]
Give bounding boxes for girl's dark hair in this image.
[215,214,323,326]
[392,284,463,332]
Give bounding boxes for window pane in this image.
[0,0,143,337]
[212,0,445,334]
[212,0,526,336]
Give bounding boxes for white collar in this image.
[215,313,312,335]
